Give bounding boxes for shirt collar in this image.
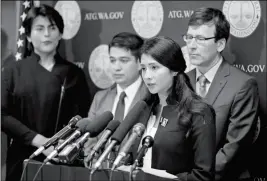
[116,76,142,99]
[196,56,223,83]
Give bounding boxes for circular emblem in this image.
[54,1,81,40]
[182,46,196,73]
[88,45,115,89]
[131,1,164,39]
[223,1,261,38]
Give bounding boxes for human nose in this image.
[112,61,122,71]
[142,68,152,80]
[44,28,51,37]
[187,38,198,49]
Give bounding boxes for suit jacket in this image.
[129,96,216,181]
[87,78,149,121]
[187,60,259,181]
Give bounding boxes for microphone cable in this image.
[32,162,46,181]
[19,158,31,181]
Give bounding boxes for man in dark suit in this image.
[83,32,149,167]
[185,7,260,181]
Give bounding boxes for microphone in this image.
[57,112,114,163]
[132,135,154,170]
[91,101,147,172]
[112,123,145,170]
[85,120,121,163]
[29,115,82,159]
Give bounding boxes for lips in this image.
[189,54,200,58]
[113,74,124,78]
[43,41,52,45]
[146,83,156,88]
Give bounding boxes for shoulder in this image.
[227,65,258,94]
[224,61,257,85]
[3,56,31,74]
[229,64,255,81]
[63,60,83,73]
[93,84,116,100]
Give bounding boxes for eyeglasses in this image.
[183,34,215,44]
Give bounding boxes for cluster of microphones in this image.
[28,101,154,173]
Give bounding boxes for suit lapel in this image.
[129,81,149,110]
[101,85,117,112]
[206,60,230,105]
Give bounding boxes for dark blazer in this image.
[129,96,216,181]
[187,60,259,181]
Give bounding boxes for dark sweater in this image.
[1,52,91,181]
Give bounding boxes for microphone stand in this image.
[54,77,66,134]
[129,159,142,181]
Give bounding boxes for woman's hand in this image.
[31,134,50,148]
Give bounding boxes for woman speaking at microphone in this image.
[1,5,90,181]
[137,36,216,181]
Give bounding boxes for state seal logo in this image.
[54,1,81,40]
[223,1,261,38]
[131,1,164,39]
[88,45,114,89]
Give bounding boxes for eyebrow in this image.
[140,62,159,66]
[33,23,56,27]
[110,56,130,59]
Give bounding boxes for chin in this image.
[190,59,202,66]
[147,88,158,94]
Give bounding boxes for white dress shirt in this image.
[139,106,163,168]
[111,76,142,119]
[196,57,223,95]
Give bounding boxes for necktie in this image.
[114,91,126,122]
[198,74,209,98]
[107,91,126,168]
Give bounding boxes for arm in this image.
[74,68,91,118]
[1,66,47,146]
[177,108,216,181]
[215,78,259,180]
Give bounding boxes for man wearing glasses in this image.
[185,7,260,181]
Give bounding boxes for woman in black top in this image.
[138,36,216,180]
[1,5,90,181]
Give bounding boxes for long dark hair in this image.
[140,36,215,128]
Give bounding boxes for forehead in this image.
[187,24,216,36]
[109,47,134,58]
[32,16,54,26]
[140,54,158,64]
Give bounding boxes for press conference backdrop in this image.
[46,0,266,122]
[1,0,266,179]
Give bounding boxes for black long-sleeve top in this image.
[1,52,91,146]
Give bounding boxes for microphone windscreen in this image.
[106,120,121,132]
[68,115,82,127]
[75,118,91,132]
[85,111,113,137]
[111,101,147,143]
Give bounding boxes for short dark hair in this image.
[108,32,144,60]
[188,7,230,42]
[140,36,186,73]
[23,4,64,37]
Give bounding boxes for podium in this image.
[22,160,177,181]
